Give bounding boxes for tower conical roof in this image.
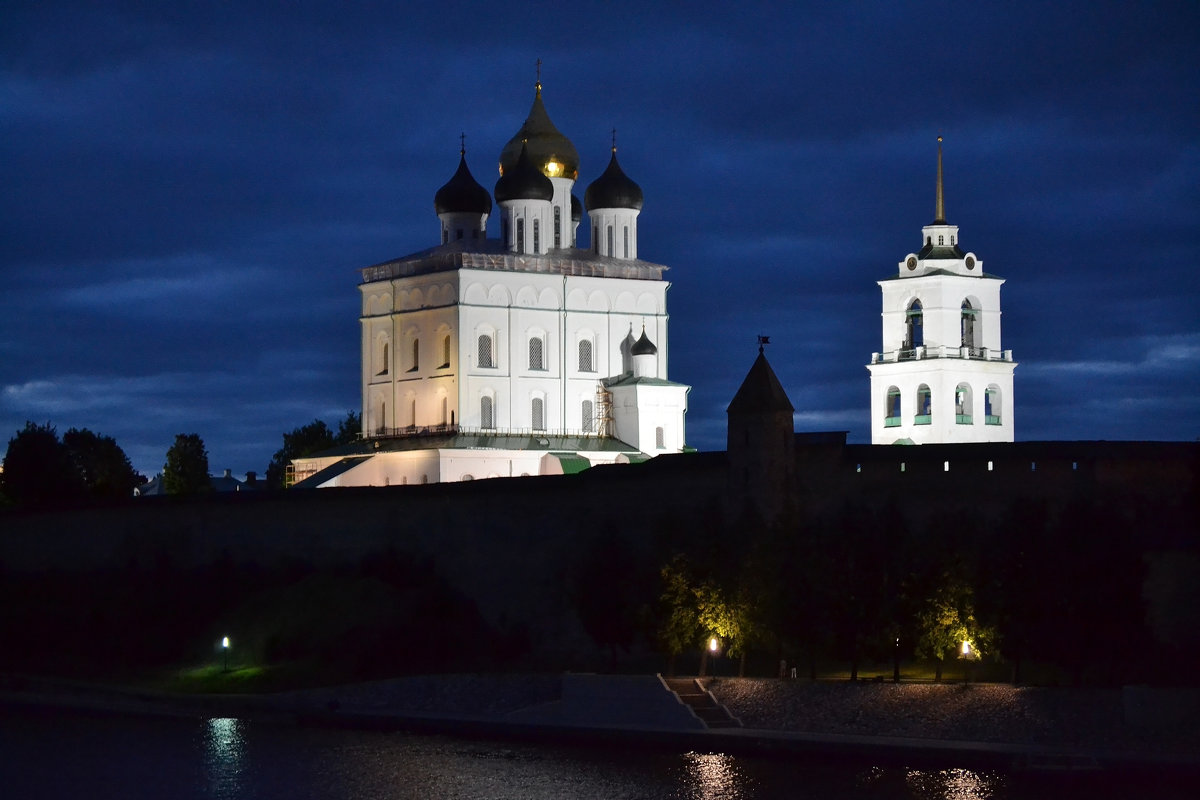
[727,350,794,414]
[499,84,580,180]
[434,152,492,215]
[494,141,554,203]
[585,148,644,211]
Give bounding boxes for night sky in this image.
[3,1,1197,479]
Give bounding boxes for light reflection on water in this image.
[203,718,245,798]
[1,709,1187,799]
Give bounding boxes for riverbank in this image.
[3,673,1198,775]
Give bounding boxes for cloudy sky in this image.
[3,1,1197,478]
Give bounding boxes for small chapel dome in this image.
[631,328,657,356]
[499,84,580,181]
[434,152,492,216]
[585,149,644,211]
[495,142,554,203]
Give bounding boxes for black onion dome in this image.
[434,153,492,215]
[499,85,580,180]
[571,193,582,222]
[584,149,643,211]
[494,142,554,203]
[631,329,657,356]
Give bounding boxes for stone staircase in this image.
[664,677,742,729]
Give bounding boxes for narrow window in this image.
[502,219,509,249]
[655,426,665,449]
[905,300,924,349]
[956,384,973,424]
[378,341,389,376]
[516,219,525,254]
[606,225,613,256]
[985,386,1001,425]
[623,225,629,258]
[578,339,594,372]
[987,460,993,472]
[938,235,944,245]
[532,397,545,431]
[529,336,544,370]
[409,399,416,428]
[592,224,598,254]
[455,228,463,241]
[442,229,448,245]
[533,218,540,253]
[582,400,593,434]
[440,335,451,369]
[900,462,906,473]
[477,334,494,368]
[944,461,950,472]
[409,338,419,372]
[480,396,494,429]
[885,386,901,426]
[961,300,978,350]
[554,207,561,249]
[915,385,931,424]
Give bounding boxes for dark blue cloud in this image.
[2,1,1197,477]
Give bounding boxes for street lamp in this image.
[221,636,230,673]
[709,637,719,677]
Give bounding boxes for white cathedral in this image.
[867,138,1016,445]
[290,81,690,487]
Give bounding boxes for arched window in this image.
[961,300,979,350]
[905,300,924,349]
[477,334,494,368]
[409,338,419,372]
[623,226,629,258]
[516,218,525,254]
[533,218,540,253]
[938,235,945,245]
[409,398,416,428]
[885,387,901,426]
[439,335,451,369]
[529,336,545,370]
[985,385,1001,425]
[592,224,598,254]
[606,225,613,256]
[440,396,448,426]
[531,397,545,431]
[480,396,494,429]
[916,385,932,424]
[655,426,665,449]
[956,383,974,424]
[581,399,594,434]
[554,207,561,249]
[376,340,389,376]
[578,339,594,372]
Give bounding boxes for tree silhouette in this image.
[1,421,84,508]
[163,433,210,496]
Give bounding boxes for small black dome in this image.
[495,142,554,203]
[631,328,657,356]
[571,193,582,222]
[585,149,643,211]
[434,153,492,216]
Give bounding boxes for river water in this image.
[0,708,1186,799]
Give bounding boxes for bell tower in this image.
[866,139,1016,444]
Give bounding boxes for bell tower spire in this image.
[934,136,945,224]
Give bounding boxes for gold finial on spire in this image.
[934,135,945,224]
[459,132,466,157]
[611,127,617,153]
[535,58,542,92]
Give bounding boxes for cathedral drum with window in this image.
[866,139,1016,445]
[291,80,690,488]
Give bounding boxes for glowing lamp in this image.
[545,160,563,177]
[222,636,230,649]
[709,637,718,653]
[961,640,971,655]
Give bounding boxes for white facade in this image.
[866,141,1016,445]
[293,82,688,488]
